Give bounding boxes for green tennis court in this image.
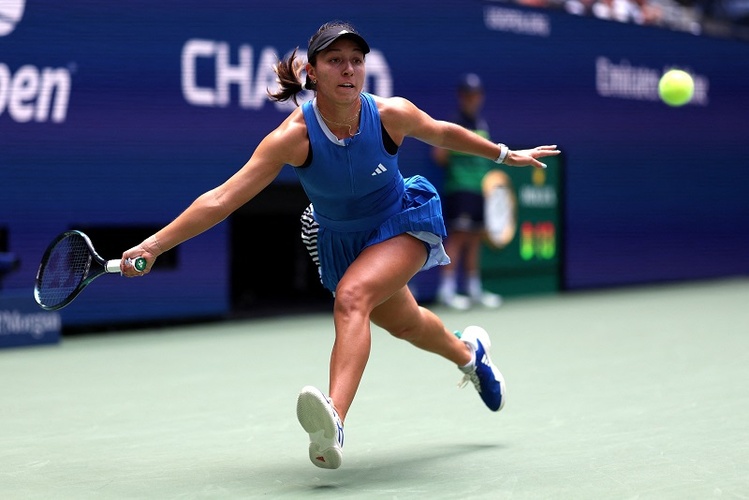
[2,278,748,499]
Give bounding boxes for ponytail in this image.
[267,48,316,106]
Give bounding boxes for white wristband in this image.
[495,143,509,164]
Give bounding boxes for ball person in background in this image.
[433,73,505,311]
[121,21,559,469]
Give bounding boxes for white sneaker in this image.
[473,291,503,309]
[296,386,344,469]
[437,292,472,311]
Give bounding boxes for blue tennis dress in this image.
[295,92,449,292]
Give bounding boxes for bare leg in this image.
[371,286,470,365]
[327,234,470,422]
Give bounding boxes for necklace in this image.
[318,105,361,137]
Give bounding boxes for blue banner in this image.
[0,292,60,348]
[2,0,748,326]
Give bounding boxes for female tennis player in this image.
[121,21,559,469]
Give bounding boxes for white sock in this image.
[468,274,482,299]
[439,272,458,299]
[459,340,477,372]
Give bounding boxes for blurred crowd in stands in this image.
[500,0,749,41]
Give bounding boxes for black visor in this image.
[307,27,370,60]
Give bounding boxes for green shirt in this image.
[443,128,495,194]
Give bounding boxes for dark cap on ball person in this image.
[458,73,484,94]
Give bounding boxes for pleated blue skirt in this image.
[314,175,450,292]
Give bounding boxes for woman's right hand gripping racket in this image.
[34,230,146,311]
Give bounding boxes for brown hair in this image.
[267,21,362,106]
[267,47,308,105]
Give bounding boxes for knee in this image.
[333,281,372,318]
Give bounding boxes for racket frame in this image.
[33,230,141,311]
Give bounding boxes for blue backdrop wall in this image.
[2,0,748,327]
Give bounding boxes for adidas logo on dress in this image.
[371,163,387,176]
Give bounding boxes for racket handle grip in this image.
[105,257,147,274]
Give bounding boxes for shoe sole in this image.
[462,325,491,350]
[296,386,342,469]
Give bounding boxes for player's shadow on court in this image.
[298,442,506,493]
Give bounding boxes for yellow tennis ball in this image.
[658,69,694,107]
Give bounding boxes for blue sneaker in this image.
[457,326,506,411]
[296,386,344,469]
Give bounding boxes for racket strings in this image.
[36,235,92,308]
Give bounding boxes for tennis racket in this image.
[34,230,146,311]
